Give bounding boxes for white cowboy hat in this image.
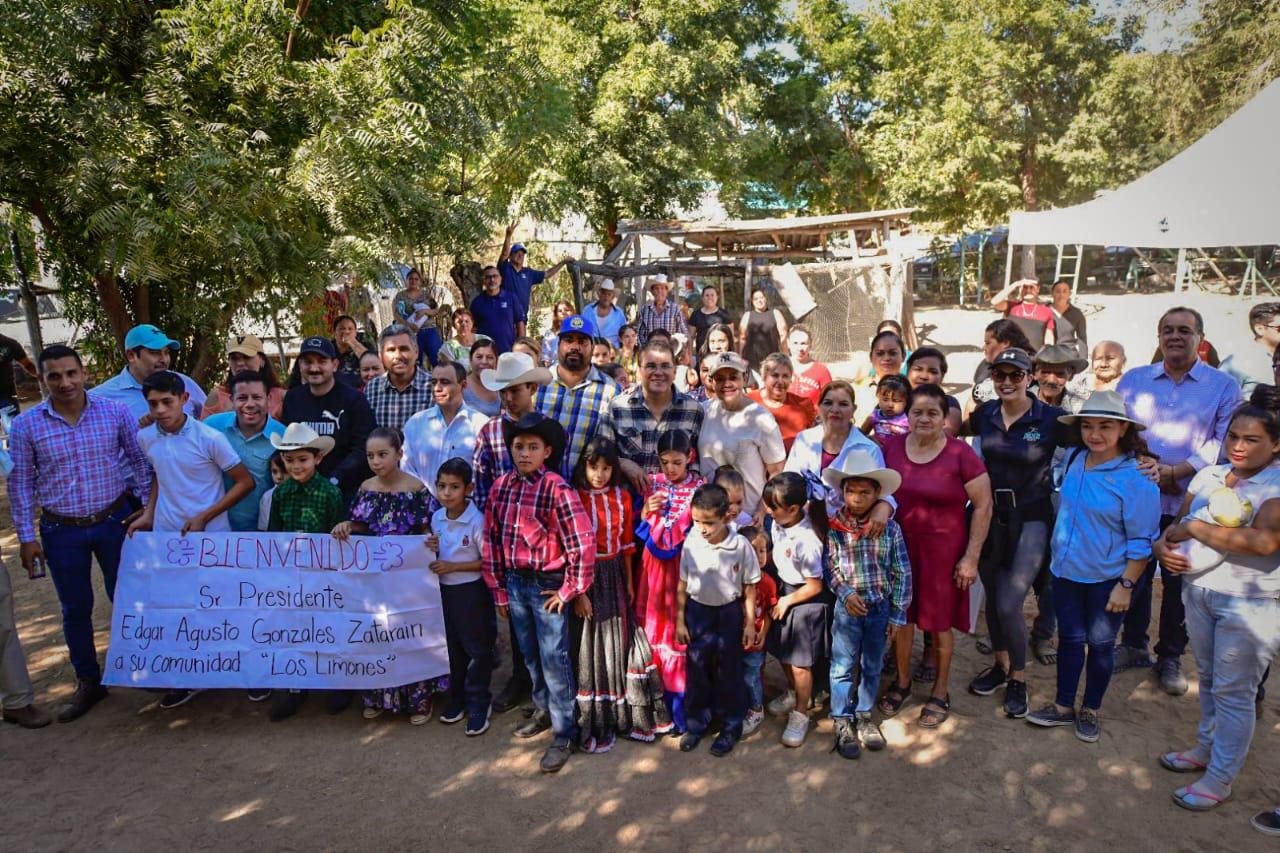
[270,422,335,455]
[648,273,671,289]
[1056,389,1146,430]
[821,449,902,498]
[481,351,552,392]
[596,278,617,292]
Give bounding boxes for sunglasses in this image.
[992,369,1027,382]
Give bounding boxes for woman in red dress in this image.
[878,383,992,728]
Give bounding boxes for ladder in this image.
[1054,244,1084,295]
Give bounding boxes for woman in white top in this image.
[785,380,894,525]
[696,352,786,520]
[1155,393,1280,811]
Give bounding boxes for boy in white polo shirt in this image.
[426,457,495,736]
[128,370,255,711]
[676,483,760,758]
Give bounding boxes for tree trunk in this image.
[1019,145,1039,279]
[94,271,133,347]
[605,219,619,252]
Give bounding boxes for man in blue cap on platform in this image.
[498,223,574,339]
[91,323,207,424]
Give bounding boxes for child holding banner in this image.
[482,412,594,774]
[266,422,346,722]
[426,458,495,736]
[333,427,444,725]
[127,371,256,712]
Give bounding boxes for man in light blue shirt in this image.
[91,324,206,423]
[203,372,285,531]
[581,279,629,348]
[1115,306,1242,693]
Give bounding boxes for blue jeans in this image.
[684,599,746,738]
[1183,584,1280,787]
[829,597,892,718]
[1121,514,1187,659]
[1052,576,1125,710]
[417,327,443,367]
[743,649,765,710]
[40,508,130,682]
[506,572,577,741]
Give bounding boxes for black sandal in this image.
[918,695,951,729]
[878,682,911,717]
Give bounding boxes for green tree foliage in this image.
[524,0,783,244]
[0,0,565,380]
[863,0,1133,233]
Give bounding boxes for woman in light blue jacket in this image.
[1027,390,1160,743]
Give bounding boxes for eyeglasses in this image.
[642,362,674,372]
[483,274,501,281]
[992,370,1027,382]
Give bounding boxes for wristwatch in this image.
[1119,577,1136,590]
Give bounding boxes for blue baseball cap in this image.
[124,324,180,351]
[557,314,592,339]
[299,336,338,359]
[510,243,527,255]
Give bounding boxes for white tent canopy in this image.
[1009,78,1280,249]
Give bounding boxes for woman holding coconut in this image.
[1153,389,1280,812]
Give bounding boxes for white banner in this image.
[103,532,449,690]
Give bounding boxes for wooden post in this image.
[1072,244,1083,297]
[1003,242,1014,291]
[958,238,967,306]
[568,261,584,313]
[742,258,753,313]
[1174,247,1188,293]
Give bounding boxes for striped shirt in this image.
[481,466,595,607]
[8,395,152,542]
[1117,359,1242,515]
[635,300,689,344]
[363,369,434,431]
[826,512,913,626]
[610,386,705,475]
[578,486,636,559]
[536,366,619,478]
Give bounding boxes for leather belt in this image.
[41,494,128,528]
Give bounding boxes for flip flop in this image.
[1160,751,1208,773]
[1032,637,1058,666]
[1172,784,1232,812]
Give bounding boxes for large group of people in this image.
[0,264,1278,833]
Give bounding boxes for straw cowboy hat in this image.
[821,450,902,497]
[270,422,335,455]
[1056,389,1146,430]
[648,273,672,291]
[480,351,552,392]
[1033,343,1088,375]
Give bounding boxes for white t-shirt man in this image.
[697,400,787,516]
[680,528,761,607]
[138,416,241,532]
[431,503,484,586]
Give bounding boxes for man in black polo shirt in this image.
[282,337,375,502]
[0,333,36,417]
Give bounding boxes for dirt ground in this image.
[3,289,1278,852]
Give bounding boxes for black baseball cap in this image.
[992,347,1033,372]
[299,336,338,359]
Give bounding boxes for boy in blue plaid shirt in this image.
[822,451,911,760]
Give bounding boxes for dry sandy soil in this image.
[2,289,1277,852]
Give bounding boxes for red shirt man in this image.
[786,325,832,405]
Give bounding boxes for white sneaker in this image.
[742,707,765,737]
[767,689,796,717]
[781,710,810,747]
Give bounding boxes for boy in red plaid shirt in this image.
[481,412,594,774]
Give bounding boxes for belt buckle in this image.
[994,489,1017,510]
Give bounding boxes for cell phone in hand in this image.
[30,557,47,579]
